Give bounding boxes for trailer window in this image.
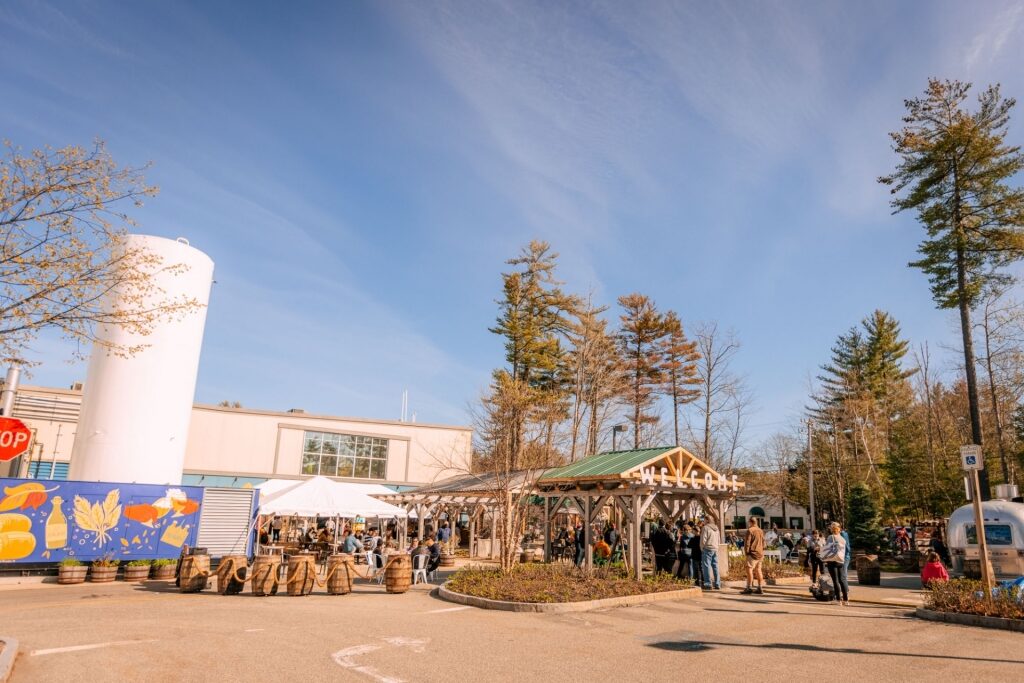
[965,524,1013,546]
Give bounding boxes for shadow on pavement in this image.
[646,639,1024,665]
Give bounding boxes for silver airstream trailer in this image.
[947,497,1024,579]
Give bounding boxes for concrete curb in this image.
[438,583,703,613]
[766,576,809,586]
[915,608,1024,632]
[0,636,18,683]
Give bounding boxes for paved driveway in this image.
[2,578,1021,682]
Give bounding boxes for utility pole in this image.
[807,419,816,533]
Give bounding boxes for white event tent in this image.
[257,476,407,518]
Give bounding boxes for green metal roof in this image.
[539,447,677,481]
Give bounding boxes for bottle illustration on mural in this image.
[46,496,68,549]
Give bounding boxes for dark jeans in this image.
[689,555,703,585]
[826,561,849,601]
[575,544,585,567]
[655,553,674,573]
[808,555,823,583]
[675,551,691,579]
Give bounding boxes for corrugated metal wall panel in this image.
[197,487,256,557]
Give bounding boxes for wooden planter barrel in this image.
[216,555,248,595]
[90,566,118,583]
[179,554,210,593]
[439,554,455,568]
[58,565,88,585]
[287,554,317,596]
[385,554,412,594]
[855,554,881,585]
[251,555,281,596]
[152,564,176,581]
[123,565,151,582]
[327,554,355,595]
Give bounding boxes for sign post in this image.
[0,416,31,462]
[961,445,994,598]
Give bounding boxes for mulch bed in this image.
[446,563,693,603]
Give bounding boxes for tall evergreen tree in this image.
[661,311,701,447]
[618,293,671,449]
[881,79,1024,498]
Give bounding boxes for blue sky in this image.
[2,1,1023,446]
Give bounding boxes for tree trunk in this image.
[956,241,990,499]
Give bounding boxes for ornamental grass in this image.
[925,579,1024,621]
[446,562,693,603]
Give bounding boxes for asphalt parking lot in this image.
[2,576,1022,682]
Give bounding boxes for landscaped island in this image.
[446,563,693,603]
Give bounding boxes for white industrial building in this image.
[0,383,472,490]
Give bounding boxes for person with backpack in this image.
[820,522,849,605]
[806,530,825,584]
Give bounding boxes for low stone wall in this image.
[915,608,1024,633]
[766,576,807,586]
[438,583,702,613]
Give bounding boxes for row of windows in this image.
[301,431,388,480]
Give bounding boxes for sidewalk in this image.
[724,572,925,608]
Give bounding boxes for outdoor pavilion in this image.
[377,470,535,558]
[535,446,745,579]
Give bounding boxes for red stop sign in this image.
[0,417,31,462]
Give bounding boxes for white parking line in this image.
[30,639,159,657]
[420,606,473,614]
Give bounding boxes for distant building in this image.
[729,495,810,531]
[0,384,472,490]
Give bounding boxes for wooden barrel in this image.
[216,555,248,595]
[385,554,412,594]
[327,554,355,595]
[179,554,210,593]
[286,554,317,596]
[251,555,281,596]
[439,554,455,568]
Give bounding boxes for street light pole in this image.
[807,419,816,533]
[612,425,628,451]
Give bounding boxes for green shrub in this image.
[126,559,152,567]
[151,559,176,567]
[925,579,1024,621]
[58,557,83,567]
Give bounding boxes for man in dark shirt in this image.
[649,522,675,573]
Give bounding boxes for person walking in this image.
[820,521,850,605]
[742,518,765,595]
[700,519,722,590]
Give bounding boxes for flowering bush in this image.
[925,579,1024,621]
[446,563,692,603]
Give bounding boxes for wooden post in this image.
[584,495,592,571]
[417,504,425,540]
[468,509,477,558]
[543,496,551,563]
[490,506,498,560]
[633,493,643,580]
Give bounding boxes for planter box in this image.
[916,608,1024,633]
[123,565,151,582]
[766,576,808,585]
[57,566,88,585]
[152,565,176,581]
[90,566,118,583]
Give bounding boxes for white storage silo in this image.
[69,235,214,485]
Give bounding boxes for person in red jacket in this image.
[921,551,949,588]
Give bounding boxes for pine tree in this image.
[881,79,1024,497]
[846,483,886,553]
[661,311,701,447]
[618,293,671,449]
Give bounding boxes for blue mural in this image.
[0,478,203,563]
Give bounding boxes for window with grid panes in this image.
[301,431,388,479]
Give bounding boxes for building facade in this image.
[0,385,472,490]
[730,495,811,531]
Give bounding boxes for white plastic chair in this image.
[413,553,429,585]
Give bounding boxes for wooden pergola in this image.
[535,447,744,579]
[377,471,534,559]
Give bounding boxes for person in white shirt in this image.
[819,522,849,605]
[699,520,722,590]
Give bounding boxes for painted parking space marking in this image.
[420,605,473,614]
[30,639,158,656]
[331,636,429,683]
